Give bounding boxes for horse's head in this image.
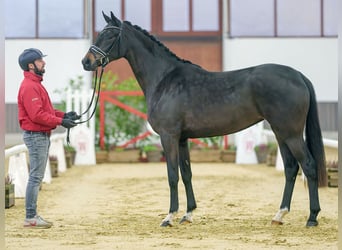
[82,11,123,71]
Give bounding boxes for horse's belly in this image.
[182,109,263,138]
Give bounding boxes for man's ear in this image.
[28,63,34,70]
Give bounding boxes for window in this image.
[229,0,337,37]
[277,0,320,36]
[323,0,338,36]
[94,0,221,37]
[163,0,189,31]
[95,0,151,32]
[125,0,151,31]
[95,0,122,32]
[5,0,86,38]
[193,0,219,31]
[39,0,84,38]
[230,0,274,37]
[5,0,36,38]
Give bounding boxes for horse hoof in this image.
[160,220,173,227]
[306,220,318,227]
[179,216,192,225]
[271,220,283,225]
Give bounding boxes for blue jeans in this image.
[23,132,50,219]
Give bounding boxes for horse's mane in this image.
[123,21,201,68]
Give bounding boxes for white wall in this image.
[223,38,338,102]
[5,39,92,103]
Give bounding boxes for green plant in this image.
[254,143,268,153]
[254,142,278,155]
[53,75,85,111]
[190,136,223,150]
[141,144,159,152]
[64,144,76,152]
[267,142,278,155]
[95,71,147,150]
[226,144,237,151]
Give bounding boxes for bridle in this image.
[66,25,122,144]
[89,26,122,68]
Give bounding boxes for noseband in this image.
[89,26,122,68]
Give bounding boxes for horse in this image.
[82,12,327,227]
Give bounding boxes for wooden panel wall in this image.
[104,39,222,81]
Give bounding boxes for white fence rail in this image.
[5,133,67,198]
[4,87,97,198]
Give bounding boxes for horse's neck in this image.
[123,30,175,96]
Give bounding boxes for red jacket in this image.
[18,71,65,132]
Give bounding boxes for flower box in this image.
[96,150,108,163]
[107,149,140,163]
[220,150,236,163]
[190,149,222,162]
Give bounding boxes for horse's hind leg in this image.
[278,137,321,227]
[272,141,299,225]
[178,139,196,224]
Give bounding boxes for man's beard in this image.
[33,63,45,76]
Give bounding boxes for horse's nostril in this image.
[82,58,92,70]
[82,58,89,66]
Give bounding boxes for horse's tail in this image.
[301,73,327,187]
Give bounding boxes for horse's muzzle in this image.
[82,56,97,71]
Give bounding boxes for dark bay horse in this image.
[82,12,327,227]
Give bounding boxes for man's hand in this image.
[64,111,81,121]
[61,118,77,129]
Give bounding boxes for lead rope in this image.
[66,67,104,144]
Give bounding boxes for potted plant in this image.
[64,145,76,168]
[266,142,278,166]
[141,144,163,162]
[254,143,269,163]
[5,174,15,208]
[49,155,59,177]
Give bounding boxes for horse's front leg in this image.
[160,134,180,227]
[179,139,196,224]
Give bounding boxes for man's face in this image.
[29,58,46,75]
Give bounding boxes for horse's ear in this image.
[102,11,112,24]
[110,11,122,27]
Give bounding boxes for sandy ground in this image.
[5,162,338,250]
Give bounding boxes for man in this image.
[17,48,79,229]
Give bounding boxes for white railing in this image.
[5,133,67,198]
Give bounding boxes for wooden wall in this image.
[104,39,222,81]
